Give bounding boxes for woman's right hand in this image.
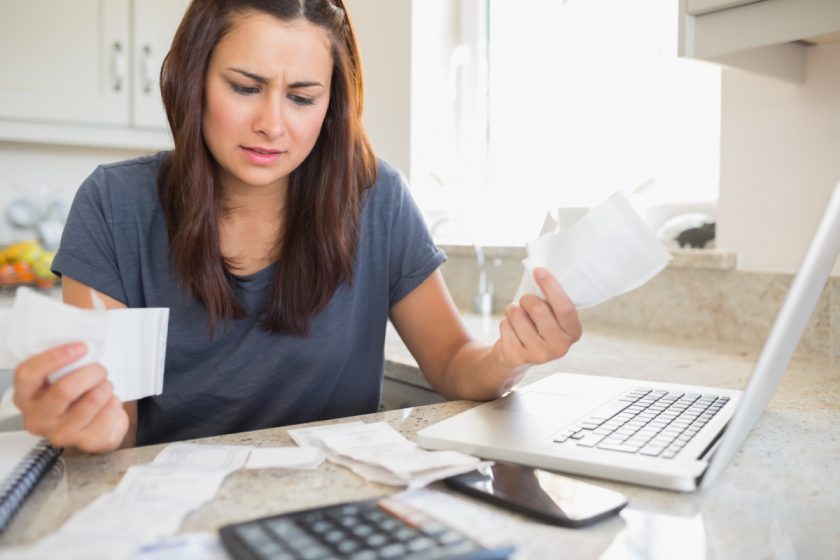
[13,342,128,454]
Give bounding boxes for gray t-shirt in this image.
[52,152,445,445]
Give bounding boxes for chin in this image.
[234,167,290,188]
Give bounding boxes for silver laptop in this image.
[418,182,840,492]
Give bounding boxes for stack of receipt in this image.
[0,287,169,402]
[289,421,489,488]
[2,443,326,560]
[515,192,672,308]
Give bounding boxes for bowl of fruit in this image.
[0,240,58,290]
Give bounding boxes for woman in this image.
[13,0,581,453]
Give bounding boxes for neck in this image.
[222,183,287,219]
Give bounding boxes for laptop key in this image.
[586,400,635,422]
[576,433,606,447]
[639,445,665,456]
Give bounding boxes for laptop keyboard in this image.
[553,388,729,459]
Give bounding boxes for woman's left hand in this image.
[493,267,582,374]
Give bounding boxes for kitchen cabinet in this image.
[0,0,188,149]
[685,0,763,16]
[679,0,840,83]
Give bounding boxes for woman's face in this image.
[203,12,333,194]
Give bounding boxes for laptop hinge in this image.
[695,424,727,485]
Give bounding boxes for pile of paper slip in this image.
[2,442,331,560]
[515,192,673,309]
[289,420,490,488]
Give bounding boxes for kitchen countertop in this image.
[2,322,839,558]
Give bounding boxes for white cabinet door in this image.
[0,0,130,126]
[132,0,191,129]
[679,0,840,82]
[686,0,763,16]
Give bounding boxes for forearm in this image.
[437,340,529,401]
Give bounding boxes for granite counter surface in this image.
[2,326,839,559]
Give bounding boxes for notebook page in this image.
[0,431,42,486]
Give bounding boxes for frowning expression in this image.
[202,12,333,194]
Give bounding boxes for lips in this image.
[240,145,285,165]
[242,146,282,155]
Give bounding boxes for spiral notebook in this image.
[0,431,62,532]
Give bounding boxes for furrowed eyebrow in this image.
[288,81,325,89]
[228,68,270,85]
[226,69,324,89]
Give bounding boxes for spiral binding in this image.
[0,440,62,532]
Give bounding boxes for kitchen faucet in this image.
[473,244,494,316]
[430,216,497,316]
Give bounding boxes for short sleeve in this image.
[385,168,446,307]
[51,166,128,304]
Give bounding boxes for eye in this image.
[230,82,260,95]
[288,94,316,106]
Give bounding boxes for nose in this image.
[253,95,285,140]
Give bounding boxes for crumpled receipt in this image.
[0,287,169,401]
[515,192,672,308]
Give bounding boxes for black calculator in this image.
[218,495,514,560]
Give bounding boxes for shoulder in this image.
[80,151,167,200]
[363,158,411,215]
[76,151,168,214]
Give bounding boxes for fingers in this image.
[49,380,114,447]
[494,268,583,370]
[14,342,87,403]
[519,295,573,356]
[36,364,108,421]
[497,302,556,368]
[532,267,582,342]
[496,315,525,369]
[75,396,129,454]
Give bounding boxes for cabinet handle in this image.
[141,44,155,94]
[111,41,127,92]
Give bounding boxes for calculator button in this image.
[235,524,267,540]
[336,540,360,554]
[406,536,435,552]
[347,551,377,560]
[260,552,294,560]
[379,543,407,558]
[310,520,332,533]
[264,519,298,538]
[365,533,387,547]
[340,516,360,528]
[251,540,285,557]
[394,526,418,541]
[323,529,344,543]
[419,521,448,536]
[352,524,373,537]
[299,544,331,560]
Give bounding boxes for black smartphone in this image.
[444,462,628,528]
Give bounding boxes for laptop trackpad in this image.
[491,391,602,423]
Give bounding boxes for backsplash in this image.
[439,244,839,364]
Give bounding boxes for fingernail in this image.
[67,343,87,357]
[534,268,547,280]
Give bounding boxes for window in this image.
[411,0,721,245]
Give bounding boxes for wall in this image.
[345,0,412,177]
[717,41,840,275]
[0,1,412,244]
[0,143,150,245]
[439,245,840,365]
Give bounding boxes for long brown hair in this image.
[159,0,377,336]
